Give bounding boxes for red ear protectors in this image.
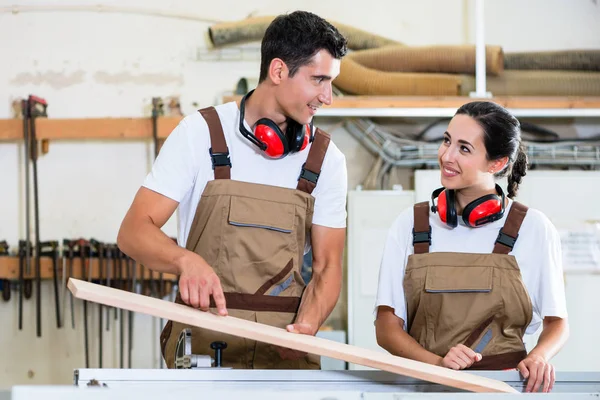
[238,89,313,159]
[431,184,506,228]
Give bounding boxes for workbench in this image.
[5,369,599,399]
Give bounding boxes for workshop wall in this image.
[1,0,599,388]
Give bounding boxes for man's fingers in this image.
[188,279,200,308]
[286,323,313,335]
[211,280,228,316]
[179,278,189,305]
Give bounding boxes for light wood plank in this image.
[67,278,518,394]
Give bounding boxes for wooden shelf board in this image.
[0,117,182,141]
[0,256,177,281]
[223,95,600,110]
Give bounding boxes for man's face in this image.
[276,49,341,125]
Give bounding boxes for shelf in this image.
[222,95,600,118]
[2,96,599,143]
[0,116,182,142]
[0,256,177,281]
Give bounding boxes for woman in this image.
[374,101,569,393]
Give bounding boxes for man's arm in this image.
[291,224,346,335]
[117,187,227,314]
[117,187,184,273]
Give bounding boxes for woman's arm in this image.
[375,306,482,369]
[517,316,569,393]
[376,306,442,365]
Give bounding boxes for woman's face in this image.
[437,114,498,190]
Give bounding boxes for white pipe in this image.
[470,0,492,98]
[0,4,224,24]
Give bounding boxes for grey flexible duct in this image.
[505,50,600,72]
[460,70,600,96]
[333,57,462,96]
[208,16,401,50]
[348,45,504,76]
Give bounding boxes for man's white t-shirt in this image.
[142,101,348,249]
[375,199,568,335]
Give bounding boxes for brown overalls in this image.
[404,200,533,370]
[160,106,329,369]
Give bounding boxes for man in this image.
[117,10,348,369]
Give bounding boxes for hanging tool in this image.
[17,240,30,330]
[77,239,91,368]
[0,241,10,302]
[127,255,136,368]
[151,97,167,360]
[63,239,76,329]
[40,240,62,328]
[21,99,33,313]
[116,247,125,368]
[90,239,104,368]
[24,95,48,338]
[104,244,113,332]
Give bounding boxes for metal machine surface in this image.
[71,368,600,395]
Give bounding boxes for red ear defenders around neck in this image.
[430,184,506,228]
[238,89,313,159]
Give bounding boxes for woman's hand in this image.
[517,353,555,393]
[439,344,482,370]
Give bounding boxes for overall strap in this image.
[199,107,231,180]
[413,202,432,254]
[296,128,330,195]
[493,201,529,254]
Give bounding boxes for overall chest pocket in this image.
[224,196,297,265]
[423,266,497,335]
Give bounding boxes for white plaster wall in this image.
[0,0,599,388]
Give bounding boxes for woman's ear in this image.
[489,156,509,174]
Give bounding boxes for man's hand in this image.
[274,322,315,360]
[178,253,227,316]
[439,344,482,370]
[517,353,555,393]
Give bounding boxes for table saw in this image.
[5,369,599,399]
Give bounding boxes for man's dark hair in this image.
[259,11,348,82]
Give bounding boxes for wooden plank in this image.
[0,256,177,281]
[0,116,182,141]
[67,278,518,394]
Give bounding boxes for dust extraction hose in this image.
[348,45,504,76]
[208,16,401,50]
[505,50,600,72]
[460,70,600,96]
[333,56,462,96]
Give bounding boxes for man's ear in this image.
[268,58,288,85]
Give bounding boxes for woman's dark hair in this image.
[259,11,348,82]
[455,101,527,199]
